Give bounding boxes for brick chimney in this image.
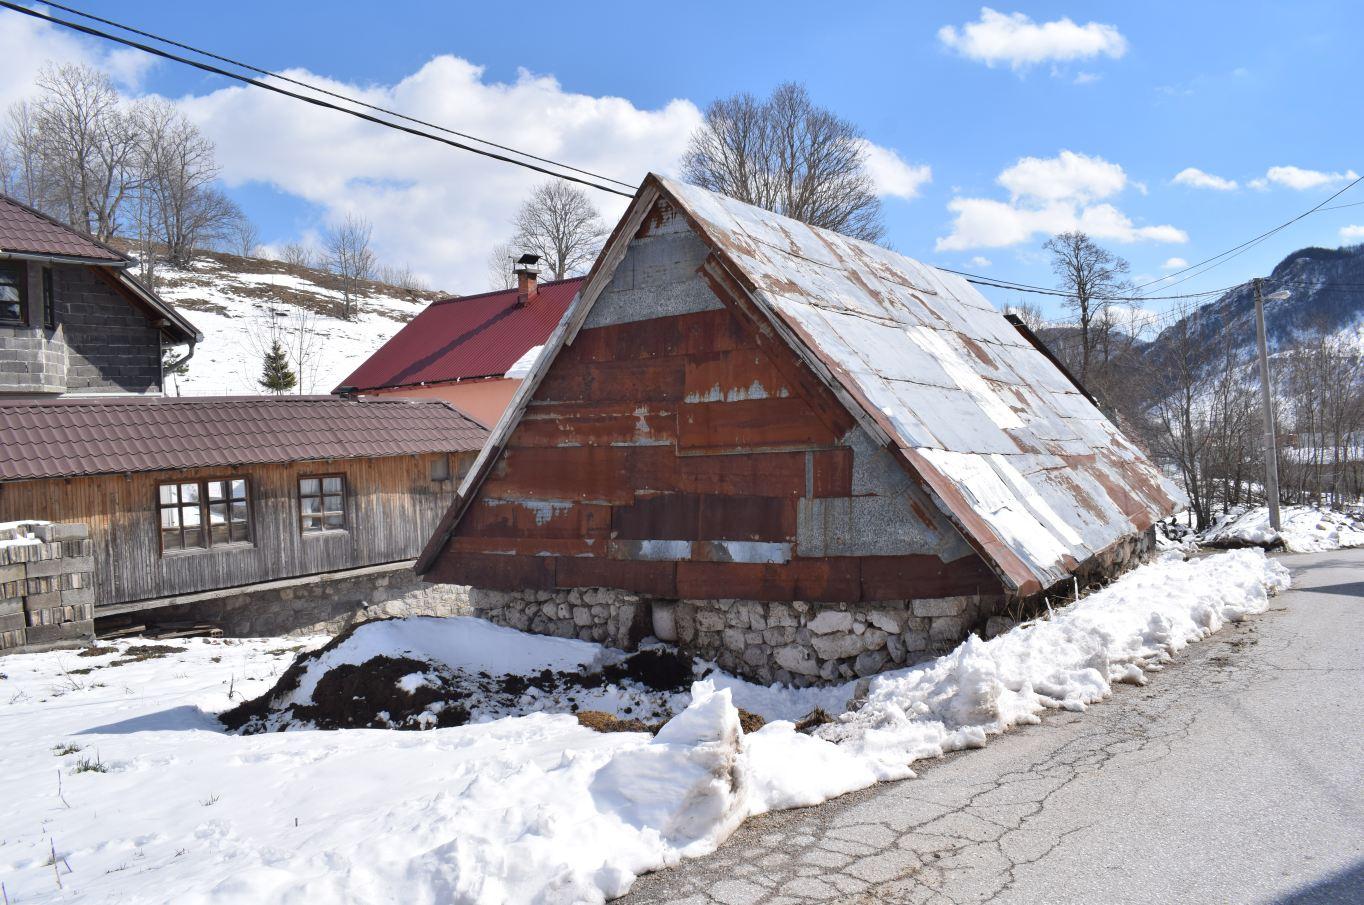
[514,253,540,304]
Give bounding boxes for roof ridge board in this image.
[427,275,585,307]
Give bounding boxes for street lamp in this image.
[1253,278,1291,531]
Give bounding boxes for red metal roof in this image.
[0,396,488,482]
[0,194,128,263]
[336,278,583,392]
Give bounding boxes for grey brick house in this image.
[0,193,200,397]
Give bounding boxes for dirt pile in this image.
[219,623,700,734]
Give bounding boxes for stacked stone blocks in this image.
[0,521,95,654]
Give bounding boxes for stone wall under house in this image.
[0,521,95,655]
[127,563,472,639]
[464,527,1157,686]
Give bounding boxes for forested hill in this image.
[1146,244,1364,364]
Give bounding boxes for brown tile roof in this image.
[0,396,488,481]
[0,194,128,263]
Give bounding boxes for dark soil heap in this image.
[219,621,699,735]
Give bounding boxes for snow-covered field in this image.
[0,549,1287,904]
[149,253,440,397]
[1200,504,1364,552]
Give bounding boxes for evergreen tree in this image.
[259,339,297,394]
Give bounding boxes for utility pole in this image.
[1253,277,1282,531]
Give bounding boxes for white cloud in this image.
[998,150,1126,203]
[968,255,992,268]
[1259,165,1359,191]
[172,59,705,292]
[937,150,1186,251]
[857,141,931,201]
[0,8,155,110]
[938,8,1127,71]
[1072,71,1101,85]
[1172,167,1237,191]
[1162,256,1188,269]
[1341,225,1364,241]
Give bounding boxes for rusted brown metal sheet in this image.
[515,401,678,449]
[860,553,1003,601]
[678,397,842,451]
[676,558,862,602]
[653,175,1186,592]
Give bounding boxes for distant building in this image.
[0,396,487,653]
[417,175,1185,685]
[0,193,200,398]
[336,258,583,426]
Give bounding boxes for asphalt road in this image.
[622,549,1364,905]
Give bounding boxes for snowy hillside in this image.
[140,248,446,396]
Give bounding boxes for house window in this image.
[299,475,346,533]
[0,262,24,324]
[158,478,252,553]
[42,267,55,328]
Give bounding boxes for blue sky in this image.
[4,1,1362,321]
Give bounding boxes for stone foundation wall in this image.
[0,521,95,655]
[466,528,1161,686]
[136,565,473,638]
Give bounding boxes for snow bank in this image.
[1201,505,1364,552]
[0,551,1287,904]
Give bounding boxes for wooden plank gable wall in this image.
[0,453,468,610]
[430,199,1005,604]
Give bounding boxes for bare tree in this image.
[486,239,517,290]
[1005,301,1046,331]
[377,262,427,292]
[323,213,375,320]
[682,82,885,243]
[16,63,144,240]
[509,182,607,281]
[279,242,318,269]
[226,214,260,258]
[1043,231,1131,383]
[137,98,238,265]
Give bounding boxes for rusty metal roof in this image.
[335,278,583,392]
[424,176,1184,594]
[0,194,128,263]
[0,396,488,482]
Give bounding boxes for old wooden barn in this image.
[417,175,1184,685]
[0,395,486,651]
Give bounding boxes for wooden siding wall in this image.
[431,200,1004,603]
[0,452,472,608]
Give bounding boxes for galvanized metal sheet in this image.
[655,175,1186,592]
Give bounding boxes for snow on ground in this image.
[0,550,1287,904]
[149,252,441,397]
[1200,504,1364,552]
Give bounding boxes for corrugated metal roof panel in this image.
[652,174,1184,591]
[337,278,583,392]
[0,396,488,481]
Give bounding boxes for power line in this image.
[1130,174,1364,295]
[38,0,638,192]
[0,1,638,198]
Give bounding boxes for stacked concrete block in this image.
[0,521,95,655]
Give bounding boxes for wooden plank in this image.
[677,396,840,451]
